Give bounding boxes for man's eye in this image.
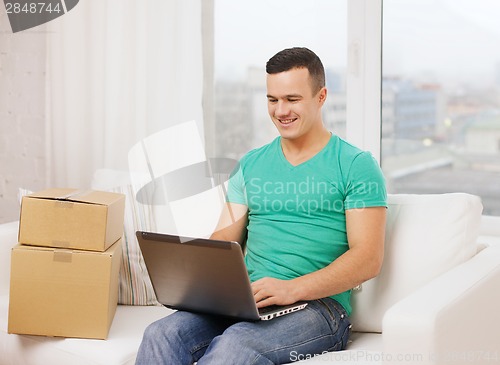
[288,99,299,103]
[268,99,278,103]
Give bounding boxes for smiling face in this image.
[266,67,327,143]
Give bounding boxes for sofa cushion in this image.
[350,193,483,333]
[91,170,159,306]
[109,184,160,306]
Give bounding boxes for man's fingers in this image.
[252,284,276,307]
[254,292,277,308]
[256,297,275,308]
[253,287,268,302]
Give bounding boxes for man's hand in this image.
[251,277,299,308]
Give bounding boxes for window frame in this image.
[345,0,383,163]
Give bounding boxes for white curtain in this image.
[46,0,204,188]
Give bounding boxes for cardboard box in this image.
[19,188,125,252]
[8,239,122,339]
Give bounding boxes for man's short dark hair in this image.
[266,47,326,94]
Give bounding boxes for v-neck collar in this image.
[276,134,334,170]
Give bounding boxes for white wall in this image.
[0,10,46,223]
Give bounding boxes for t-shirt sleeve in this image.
[225,161,248,206]
[344,151,387,210]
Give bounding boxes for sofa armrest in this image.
[382,246,500,365]
[0,221,19,296]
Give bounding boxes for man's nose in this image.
[275,100,290,116]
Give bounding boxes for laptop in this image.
[136,231,308,321]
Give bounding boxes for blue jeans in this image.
[135,297,352,365]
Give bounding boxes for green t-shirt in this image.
[226,134,387,315]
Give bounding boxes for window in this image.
[207,0,499,216]
[381,0,500,215]
[212,0,348,159]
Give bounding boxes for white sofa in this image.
[1,191,500,365]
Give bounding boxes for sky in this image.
[215,0,500,88]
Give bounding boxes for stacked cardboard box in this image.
[8,188,125,339]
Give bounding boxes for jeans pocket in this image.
[317,298,352,351]
[339,316,352,350]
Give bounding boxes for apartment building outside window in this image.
[382,0,500,215]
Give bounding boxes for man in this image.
[135,47,387,365]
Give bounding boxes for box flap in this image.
[13,242,121,257]
[70,190,124,206]
[27,189,124,206]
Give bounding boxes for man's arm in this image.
[210,202,249,244]
[252,206,386,307]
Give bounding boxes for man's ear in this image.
[318,87,327,104]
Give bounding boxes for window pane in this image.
[382,0,500,215]
[213,0,348,159]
